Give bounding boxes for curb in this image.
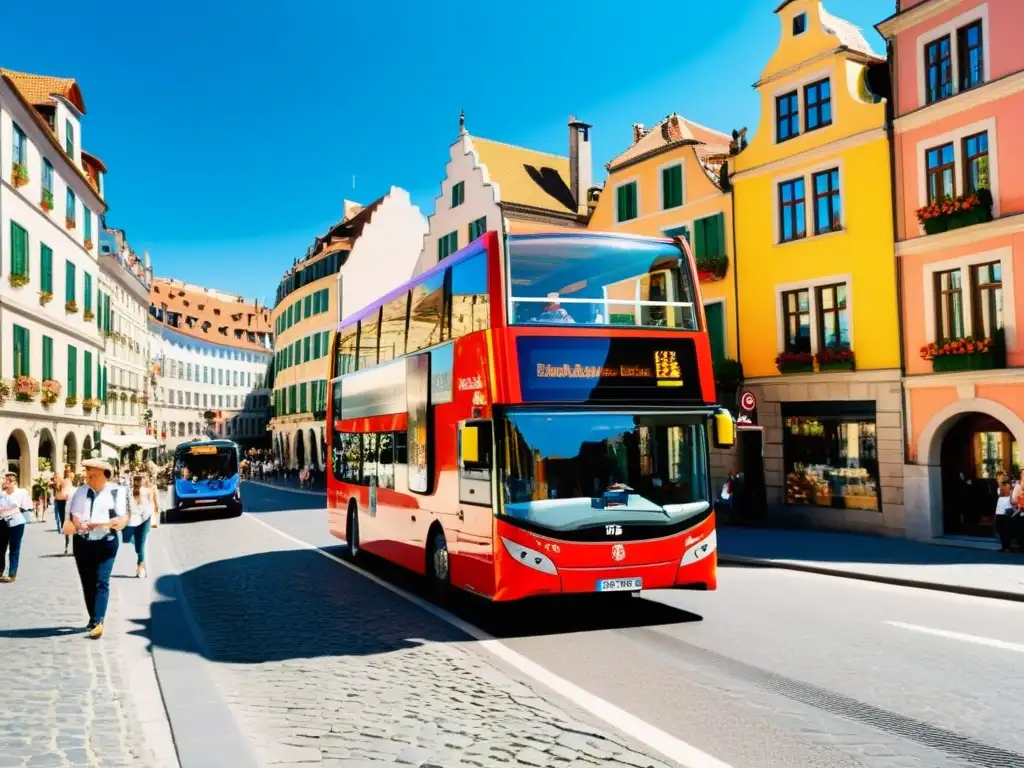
[718,555,1024,603]
[243,480,325,497]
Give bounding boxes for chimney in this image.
[568,116,593,216]
[632,123,646,144]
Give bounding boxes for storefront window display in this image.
[782,402,879,511]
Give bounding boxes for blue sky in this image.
[6,0,892,305]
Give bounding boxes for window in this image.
[300,382,308,413]
[782,289,811,353]
[357,310,380,370]
[65,119,75,156]
[288,385,297,414]
[84,208,92,244]
[42,159,53,195]
[303,335,311,362]
[437,231,458,261]
[662,165,683,209]
[783,403,879,511]
[294,299,303,323]
[65,261,76,303]
[705,302,726,363]
[451,252,490,338]
[793,12,807,35]
[407,271,448,352]
[817,284,850,349]
[84,273,93,312]
[804,79,832,132]
[12,123,27,166]
[12,325,30,376]
[957,20,984,91]
[972,262,1002,340]
[693,213,725,260]
[67,346,77,397]
[924,35,953,104]
[41,336,53,381]
[451,181,465,208]
[378,292,409,363]
[935,269,965,341]
[304,294,312,317]
[926,143,956,202]
[66,189,76,226]
[468,216,487,241]
[812,169,842,234]
[962,132,989,195]
[778,178,806,242]
[10,221,28,277]
[84,351,93,398]
[776,91,799,142]
[616,181,638,222]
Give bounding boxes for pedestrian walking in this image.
[52,465,74,556]
[995,480,1015,552]
[64,459,128,638]
[3,473,33,527]
[122,474,156,578]
[0,484,24,583]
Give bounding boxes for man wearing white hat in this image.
[63,458,128,638]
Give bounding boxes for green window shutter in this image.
[304,294,312,316]
[42,336,53,381]
[10,221,28,276]
[704,303,726,363]
[104,294,111,331]
[84,273,93,311]
[65,261,76,303]
[714,213,726,259]
[662,166,683,209]
[67,346,77,397]
[437,237,445,261]
[102,364,107,401]
[693,217,707,259]
[304,336,311,362]
[40,244,53,293]
[84,209,92,241]
[13,325,29,377]
[84,351,93,398]
[99,359,106,401]
[313,333,321,358]
[300,383,307,412]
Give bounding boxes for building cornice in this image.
[894,70,1024,132]
[754,48,883,90]
[745,368,901,386]
[903,367,1024,388]
[876,0,960,38]
[896,212,1024,257]
[730,127,886,181]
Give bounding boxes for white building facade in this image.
[0,69,109,483]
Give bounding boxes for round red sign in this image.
[740,391,757,412]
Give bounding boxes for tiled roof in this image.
[606,114,731,172]
[150,278,272,352]
[472,137,577,215]
[0,68,86,113]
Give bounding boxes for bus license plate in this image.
[596,577,642,592]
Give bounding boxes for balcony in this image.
[916,190,992,236]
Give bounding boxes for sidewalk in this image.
[719,526,1024,601]
[0,521,178,768]
[245,475,325,496]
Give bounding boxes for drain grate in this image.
[625,627,1024,768]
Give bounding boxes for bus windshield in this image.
[175,445,238,482]
[500,411,710,532]
[506,235,698,330]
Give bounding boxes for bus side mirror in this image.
[713,408,735,448]
[461,426,480,464]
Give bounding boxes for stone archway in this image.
[82,433,93,461]
[63,432,79,472]
[38,429,56,475]
[296,429,306,469]
[6,430,31,487]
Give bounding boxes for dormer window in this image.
[793,13,807,36]
[65,119,75,157]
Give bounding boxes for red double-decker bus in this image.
[327,230,734,601]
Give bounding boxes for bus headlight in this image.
[680,530,717,566]
[501,537,557,575]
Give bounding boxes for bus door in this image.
[455,420,496,594]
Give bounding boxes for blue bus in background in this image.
[167,439,243,521]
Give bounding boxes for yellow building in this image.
[730,0,904,534]
[589,115,735,366]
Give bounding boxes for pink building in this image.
[879,0,1024,541]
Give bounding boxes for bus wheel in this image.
[427,529,450,603]
[346,503,361,561]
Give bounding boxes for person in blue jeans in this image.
[122,474,156,578]
[64,459,128,638]
[0,485,24,583]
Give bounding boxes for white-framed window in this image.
[922,247,1015,348]
[916,3,990,108]
[916,117,999,216]
[775,274,854,355]
[772,69,835,145]
[773,160,845,245]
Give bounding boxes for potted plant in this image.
[41,379,61,406]
[83,309,95,322]
[775,351,814,374]
[695,254,729,282]
[0,380,10,405]
[816,346,855,371]
[39,291,53,306]
[41,188,54,212]
[916,189,993,235]
[14,375,41,402]
[11,162,28,188]
[8,273,29,289]
[920,333,1004,372]
[65,299,79,314]
[65,395,79,408]
[84,238,94,250]
[82,397,102,412]
[65,215,76,231]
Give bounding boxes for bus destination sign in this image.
[517,337,702,403]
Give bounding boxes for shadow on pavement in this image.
[0,625,83,638]
[140,544,701,665]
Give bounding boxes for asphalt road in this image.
[161,481,1024,768]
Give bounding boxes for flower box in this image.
[8,273,29,289]
[14,375,40,402]
[775,351,814,374]
[65,216,76,231]
[65,396,79,408]
[82,397,102,412]
[695,255,729,282]
[84,238,93,250]
[39,291,53,306]
[41,189,54,212]
[83,309,95,322]
[11,163,28,188]
[816,346,855,372]
[917,190,993,235]
[818,360,855,372]
[65,300,78,314]
[41,379,61,406]
[921,334,1004,373]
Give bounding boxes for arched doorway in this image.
[63,432,79,472]
[940,413,1020,537]
[308,429,317,470]
[6,430,30,487]
[296,429,306,468]
[320,427,326,468]
[284,434,291,468]
[82,434,93,461]
[38,429,56,475]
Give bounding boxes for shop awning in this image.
[102,430,159,450]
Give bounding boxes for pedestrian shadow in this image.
[137,545,701,665]
[0,626,83,638]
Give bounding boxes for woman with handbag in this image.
[122,474,157,578]
[0,482,23,583]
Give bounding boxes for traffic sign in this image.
[740,391,757,412]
